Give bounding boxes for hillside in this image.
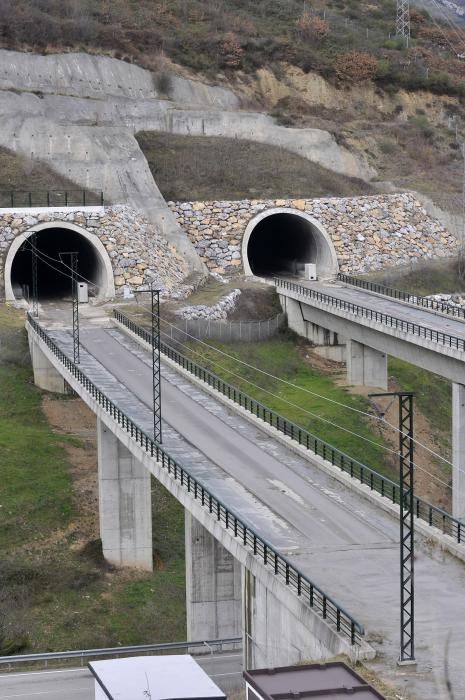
[1,0,465,99]
[0,1,465,207]
[136,132,374,201]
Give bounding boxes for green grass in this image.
[26,477,186,651]
[0,306,73,549]
[184,332,395,478]
[389,357,451,453]
[0,366,73,548]
[0,305,186,653]
[136,132,374,202]
[365,258,465,296]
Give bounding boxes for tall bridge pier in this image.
[26,318,367,670]
[97,418,153,570]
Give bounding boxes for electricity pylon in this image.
[396,0,410,48]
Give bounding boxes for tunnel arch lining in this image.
[241,208,339,279]
[4,221,115,301]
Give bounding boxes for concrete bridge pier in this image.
[185,512,242,643]
[346,340,388,390]
[97,418,153,570]
[452,383,465,521]
[29,336,67,393]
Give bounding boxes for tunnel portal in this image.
[244,210,338,280]
[10,227,104,300]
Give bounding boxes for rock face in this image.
[169,193,457,276]
[0,205,190,298]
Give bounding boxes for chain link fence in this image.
[162,313,287,344]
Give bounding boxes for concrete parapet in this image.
[346,340,388,390]
[452,383,465,522]
[242,565,371,669]
[97,417,153,570]
[185,512,242,643]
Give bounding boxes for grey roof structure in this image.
[244,662,385,699]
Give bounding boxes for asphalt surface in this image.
[291,279,465,341]
[34,320,465,700]
[0,653,243,699]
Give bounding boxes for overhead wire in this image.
[25,239,102,289]
[156,320,454,491]
[427,0,465,50]
[21,243,455,483]
[146,305,455,469]
[422,0,465,54]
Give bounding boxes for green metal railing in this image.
[113,309,463,548]
[0,190,104,208]
[27,313,364,646]
[337,272,465,321]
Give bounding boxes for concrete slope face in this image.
[0,50,375,277]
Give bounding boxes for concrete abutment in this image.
[452,383,465,521]
[97,417,153,571]
[29,336,67,393]
[346,340,388,390]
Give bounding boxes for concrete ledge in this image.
[112,317,465,566]
[28,321,372,663]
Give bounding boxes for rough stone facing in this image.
[0,205,190,298]
[168,194,457,275]
[177,289,241,320]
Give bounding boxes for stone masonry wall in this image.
[0,205,189,298]
[168,194,456,275]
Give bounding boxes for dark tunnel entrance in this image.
[11,227,102,300]
[245,211,338,279]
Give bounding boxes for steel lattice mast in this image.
[396,0,410,48]
[59,251,80,364]
[369,391,416,665]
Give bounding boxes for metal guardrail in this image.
[27,314,364,647]
[337,272,465,321]
[113,310,463,547]
[275,277,465,352]
[0,190,104,208]
[0,638,241,670]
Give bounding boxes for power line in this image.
[20,245,455,481]
[158,323,454,491]
[427,0,465,51]
[147,306,454,470]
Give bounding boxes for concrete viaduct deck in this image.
[276,276,465,522]
[26,314,465,700]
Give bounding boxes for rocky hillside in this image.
[0,1,464,206]
[1,0,465,97]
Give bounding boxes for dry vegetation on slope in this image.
[1,0,465,98]
[136,132,375,201]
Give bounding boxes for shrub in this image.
[221,32,243,68]
[382,37,405,50]
[334,51,378,82]
[296,13,329,43]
